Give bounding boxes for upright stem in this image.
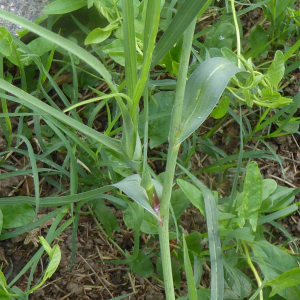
[230,0,241,68]
[242,242,263,300]
[158,18,197,300]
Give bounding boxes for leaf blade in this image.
[178,57,242,144]
[178,164,224,300]
[151,0,212,67]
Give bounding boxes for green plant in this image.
[0,0,300,299]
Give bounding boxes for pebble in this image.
[66,281,83,295]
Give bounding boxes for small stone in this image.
[66,282,83,295]
[0,137,7,151]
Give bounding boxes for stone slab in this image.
[0,0,49,36]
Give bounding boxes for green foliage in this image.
[139,91,175,148]
[0,0,299,299]
[91,199,121,238]
[0,204,35,229]
[43,0,87,14]
[237,161,263,231]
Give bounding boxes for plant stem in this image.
[158,17,197,300]
[230,0,241,68]
[242,241,263,300]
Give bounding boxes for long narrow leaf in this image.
[122,0,137,101]
[0,186,114,206]
[151,0,212,67]
[178,163,224,300]
[0,83,122,155]
[183,234,198,300]
[14,135,40,213]
[0,10,114,89]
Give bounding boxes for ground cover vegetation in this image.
[0,0,300,299]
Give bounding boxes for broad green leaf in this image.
[139,91,175,148]
[276,120,299,134]
[253,240,300,299]
[0,270,8,291]
[183,234,198,300]
[140,211,158,234]
[185,231,202,255]
[91,199,121,238]
[0,291,10,300]
[170,188,191,220]
[197,288,211,300]
[0,204,35,229]
[221,227,255,245]
[223,266,252,299]
[0,27,13,56]
[103,39,143,69]
[40,125,55,137]
[158,36,183,76]
[238,161,262,231]
[85,26,116,45]
[152,0,211,67]
[211,95,230,119]
[266,268,300,297]
[204,22,235,49]
[124,205,157,234]
[27,37,55,57]
[43,0,87,14]
[113,174,159,220]
[249,25,268,54]
[131,250,154,278]
[177,179,205,216]
[178,57,242,144]
[262,179,277,200]
[266,50,285,89]
[156,257,180,289]
[259,183,296,214]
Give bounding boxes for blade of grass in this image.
[0,84,122,156]
[0,10,115,90]
[13,135,40,214]
[0,168,55,180]
[132,0,161,115]
[45,119,78,196]
[122,0,137,103]
[183,234,198,300]
[0,53,12,146]
[257,204,298,225]
[177,163,224,300]
[151,0,212,68]
[0,185,114,206]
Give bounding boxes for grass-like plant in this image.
[0,0,300,299]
